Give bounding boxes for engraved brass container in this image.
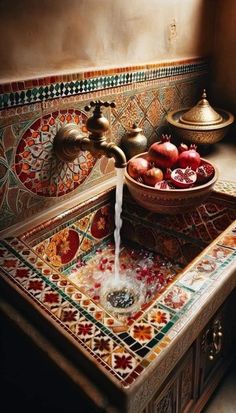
[121,123,147,160]
[166,90,234,145]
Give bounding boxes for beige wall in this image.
[0,0,214,82]
[210,0,236,114]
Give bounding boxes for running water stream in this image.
[114,168,125,281]
[101,167,145,313]
[99,167,144,313]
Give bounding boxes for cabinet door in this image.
[147,345,196,413]
[198,290,236,394]
[178,346,196,413]
[152,382,177,413]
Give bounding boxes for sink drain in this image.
[106,288,136,309]
[100,276,144,315]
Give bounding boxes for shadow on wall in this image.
[0,0,215,81]
[209,0,236,115]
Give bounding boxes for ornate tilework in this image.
[0,59,208,109]
[0,187,236,405]
[0,57,208,230]
[13,109,96,197]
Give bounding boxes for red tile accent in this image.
[32,79,39,87]
[24,80,34,88]
[17,81,25,90]
[3,83,12,93]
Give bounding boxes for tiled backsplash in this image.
[0,58,208,230]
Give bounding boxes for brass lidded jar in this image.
[166,89,234,145]
[179,90,223,126]
[121,123,147,160]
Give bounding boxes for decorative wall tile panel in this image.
[0,58,208,230]
[14,109,94,197]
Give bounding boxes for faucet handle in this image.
[84,101,116,137]
[84,100,116,113]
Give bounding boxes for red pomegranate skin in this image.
[178,143,189,153]
[127,157,149,180]
[155,180,176,189]
[143,167,163,187]
[147,137,179,169]
[178,145,201,171]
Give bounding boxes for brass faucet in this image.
[53,100,127,168]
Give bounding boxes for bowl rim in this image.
[166,108,234,131]
[124,152,219,193]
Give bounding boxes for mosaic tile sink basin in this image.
[60,241,182,328]
[0,181,236,413]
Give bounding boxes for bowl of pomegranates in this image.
[124,135,218,214]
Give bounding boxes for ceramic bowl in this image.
[124,152,218,215]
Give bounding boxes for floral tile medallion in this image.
[178,269,209,292]
[218,228,236,249]
[159,286,192,312]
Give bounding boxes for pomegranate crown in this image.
[161,134,171,143]
[189,144,198,151]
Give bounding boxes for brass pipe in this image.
[53,100,127,168]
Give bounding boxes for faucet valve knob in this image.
[84,101,116,137]
[84,100,116,113]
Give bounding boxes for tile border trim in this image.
[0,58,208,109]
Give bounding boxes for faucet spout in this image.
[98,141,127,168]
[53,100,127,168]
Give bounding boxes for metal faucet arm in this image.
[53,100,127,168]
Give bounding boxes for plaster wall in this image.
[210,0,236,115]
[0,0,214,82]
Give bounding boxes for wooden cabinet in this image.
[147,288,236,413]
[150,375,177,413]
[147,345,195,413]
[178,347,196,413]
[194,289,236,412]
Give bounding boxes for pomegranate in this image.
[196,162,215,184]
[143,167,163,187]
[178,144,201,170]
[164,168,172,180]
[155,180,176,190]
[128,157,149,180]
[171,167,197,188]
[147,135,178,168]
[178,142,189,154]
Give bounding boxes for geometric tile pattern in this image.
[122,189,236,265]
[33,202,115,270]
[0,59,208,109]
[0,57,208,230]
[14,109,95,197]
[0,64,206,229]
[215,180,236,197]
[1,187,235,391]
